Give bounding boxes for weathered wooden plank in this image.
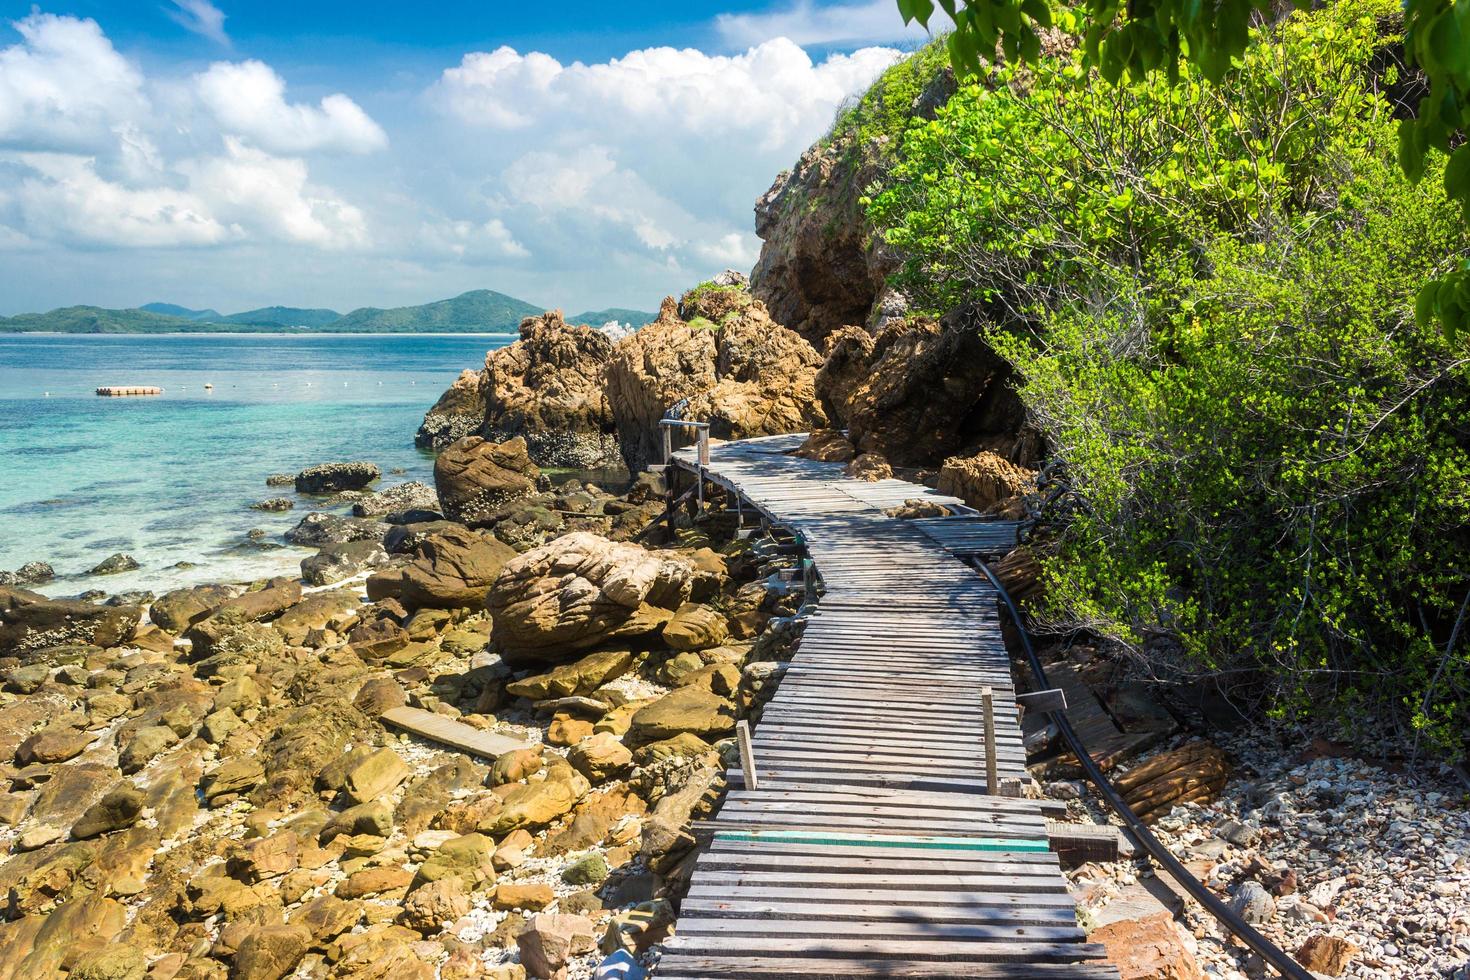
[378,706,532,758]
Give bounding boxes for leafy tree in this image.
[896,0,1470,335]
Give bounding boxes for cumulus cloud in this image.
[0,12,148,151]
[432,38,898,149]
[194,60,388,155]
[179,138,369,247]
[9,152,228,248]
[715,0,929,48]
[167,0,229,46]
[426,38,899,281]
[419,217,529,259]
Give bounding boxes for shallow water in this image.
[0,332,513,596]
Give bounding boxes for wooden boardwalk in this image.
[657,434,1116,977]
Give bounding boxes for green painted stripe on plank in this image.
[714,829,1051,852]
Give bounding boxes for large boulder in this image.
[481,311,623,468]
[295,461,380,494]
[150,583,237,633]
[604,297,826,472]
[398,526,517,610]
[301,540,389,586]
[433,436,540,525]
[416,369,485,449]
[285,512,390,548]
[818,314,1035,468]
[627,686,737,745]
[0,587,138,655]
[351,481,440,519]
[487,532,694,662]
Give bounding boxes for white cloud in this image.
[194,60,388,155]
[715,0,929,48]
[432,38,898,150]
[10,152,228,248]
[419,217,529,259]
[0,12,148,151]
[167,0,230,46]
[179,138,369,247]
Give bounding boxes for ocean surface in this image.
[0,333,515,597]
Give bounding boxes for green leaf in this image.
[1399,121,1427,184]
[1445,144,1470,200]
[1415,280,1441,328]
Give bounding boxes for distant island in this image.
[0,290,657,334]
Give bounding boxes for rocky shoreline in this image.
[3,207,1468,979]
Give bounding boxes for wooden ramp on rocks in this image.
[657,434,1116,978]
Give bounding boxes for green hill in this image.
[1,290,652,334]
[0,306,208,333]
[568,307,657,326]
[221,306,342,328]
[141,302,222,321]
[329,289,543,333]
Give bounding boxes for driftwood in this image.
[1115,740,1231,823]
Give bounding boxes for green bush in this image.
[869,0,1470,753]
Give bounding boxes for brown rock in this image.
[822,314,1036,467]
[0,586,138,654]
[150,584,236,633]
[272,589,361,645]
[1295,934,1357,975]
[547,715,593,746]
[291,893,362,943]
[70,784,144,839]
[337,866,413,899]
[1091,912,1203,980]
[1115,742,1231,824]
[434,436,540,525]
[400,877,471,934]
[481,311,623,468]
[505,648,634,701]
[342,748,412,804]
[662,602,728,651]
[566,732,633,783]
[938,451,1037,514]
[493,882,556,911]
[627,686,736,745]
[233,923,311,980]
[791,428,856,462]
[394,527,517,610]
[487,761,589,835]
[16,726,93,765]
[516,913,596,979]
[844,453,891,481]
[417,368,486,450]
[487,533,693,662]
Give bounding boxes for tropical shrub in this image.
[870,0,1470,753]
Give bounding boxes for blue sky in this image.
[0,1,930,316]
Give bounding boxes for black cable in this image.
[973,559,1314,980]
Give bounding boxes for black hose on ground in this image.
[973,559,1314,980]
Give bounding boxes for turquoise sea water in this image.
[0,333,513,597]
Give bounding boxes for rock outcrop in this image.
[486,532,693,661]
[482,312,622,469]
[415,369,485,449]
[604,299,718,473]
[817,313,1036,468]
[0,587,138,654]
[938,451,1037,515]
[433,436,540,526]
[295,461,380,494]
[605,296,826,472]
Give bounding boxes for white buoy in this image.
[203,383,214,390]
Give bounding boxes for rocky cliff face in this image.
[817,310,1039,468]
[749,48,957,346]
[482,312,622,470]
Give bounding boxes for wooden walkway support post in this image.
[736,719,759,790]
[982,685,998,795]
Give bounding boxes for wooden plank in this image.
[656,956,1119,979]
[378,706,533,758]
[661,935,1108,962]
